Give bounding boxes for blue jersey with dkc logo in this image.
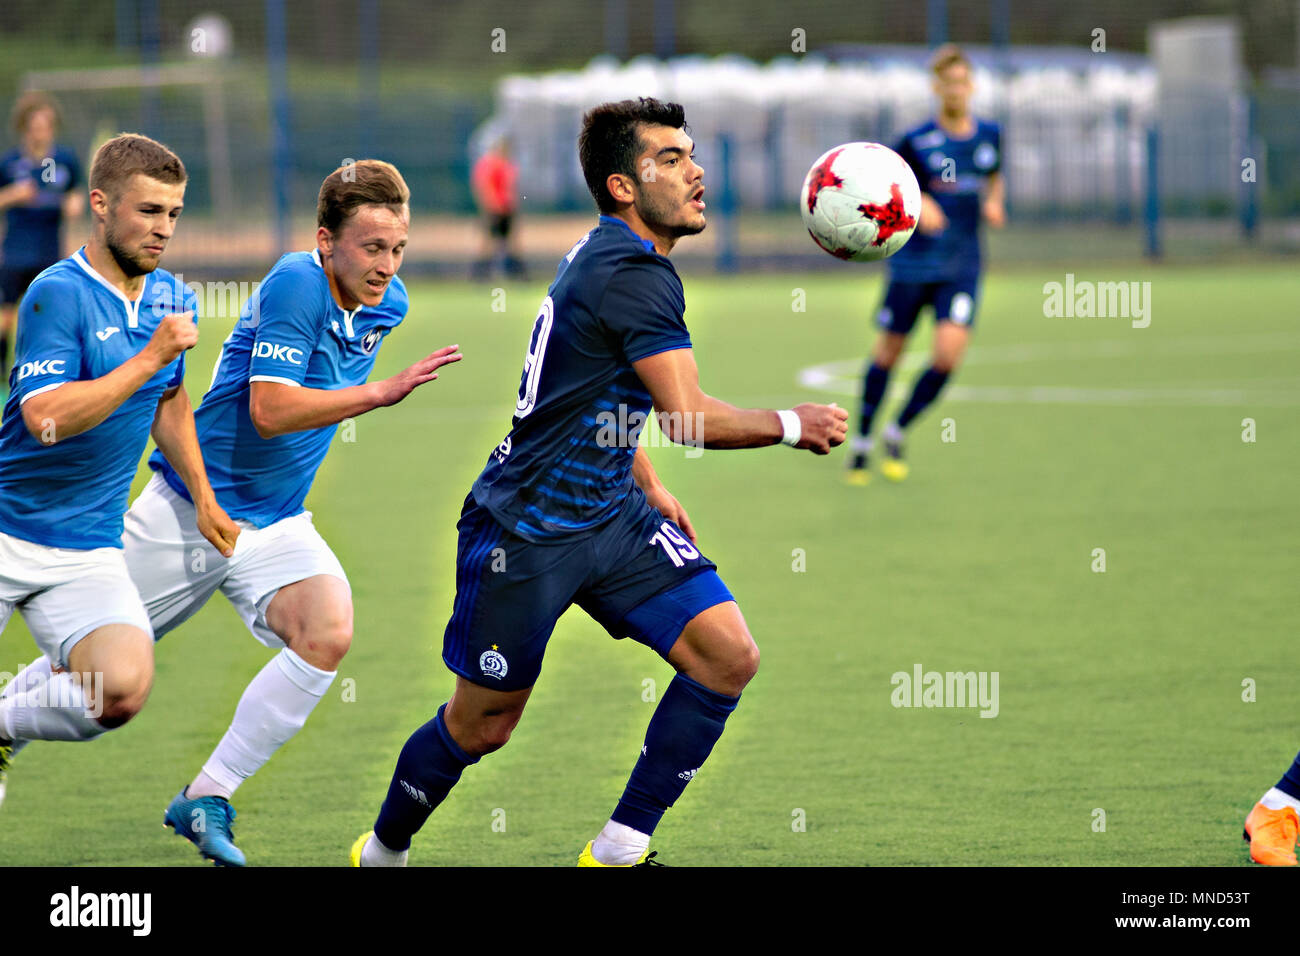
[0,249,193,549]
[152,249,407,528]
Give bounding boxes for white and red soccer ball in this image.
[800,142,921,262]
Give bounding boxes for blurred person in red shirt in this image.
[470,137,526,280]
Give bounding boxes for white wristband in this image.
[777,409,801,447]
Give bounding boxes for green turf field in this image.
[1,263,1296,866]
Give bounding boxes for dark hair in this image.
[89,133,187,200]
[579,98,687,214]
[317,159,410,233]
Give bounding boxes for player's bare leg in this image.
[444,676,533,756]
[931,320,969,374]
[65,623,155,727]
[0,623,152,811]
[266,574,353,668]
[0,623,152,744]
[873,330,907,370]
[665,601,760,697]
[584,601,759,865]
[184,574,351,801]
[848,330,908,483]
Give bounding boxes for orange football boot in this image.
[1243,802,1299,866]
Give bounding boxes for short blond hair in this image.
[316,160,410,233]
[89,133,187,201]
[929,43,971,76]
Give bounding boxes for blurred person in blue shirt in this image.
[0,92,84,386]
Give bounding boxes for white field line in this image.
[798,333,1300,406]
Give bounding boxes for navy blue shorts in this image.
[0,265,46,306]
[876,276,980,336]
[442,487,733,691]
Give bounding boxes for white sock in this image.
[1,656,52,702]
[1260,787,1300,814]
[188,648,336,799]
[0,656,54,755]
[883,422,904,444]
[0,672,105,742]
[850,435,874,454]
[360,832,408,867]
[591,819,651,865]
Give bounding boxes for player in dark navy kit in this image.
[353,98,847,867]
[847,45,1005,484]
[0,92,84,387]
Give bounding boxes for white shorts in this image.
[0,530,153,668]
[123,473,350,649]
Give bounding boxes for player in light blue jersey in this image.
[121,160,456,865]
[847,44,1005,484]
[0,134,239,812]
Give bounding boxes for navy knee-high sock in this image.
[610,673,740,836]
[1276,751,1300,801]
[858,362,892,437]
[373,703,479,851]
[895,365,950,430]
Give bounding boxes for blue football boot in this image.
[163,787,246,867]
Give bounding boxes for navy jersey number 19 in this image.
[516,295,554,419]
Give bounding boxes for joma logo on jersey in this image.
[17,359,66,380]
[252,341,305,365]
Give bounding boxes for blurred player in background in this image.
[1244,753,1300,865]
[0,92,84,387]
[352,97,847,867]
[846,44,1004,485]
[470,135,527,280]
[0,134,237,810]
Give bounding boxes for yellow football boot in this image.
[844,451,871,486]
[577,840,660,866]
[881,436,909,482]
[349,831,373,867]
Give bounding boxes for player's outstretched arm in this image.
[248,344,462,439]
[633,347,847,455]
[22,311,196,446]
[151,384,240,557]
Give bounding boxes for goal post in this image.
[20,63,236,223]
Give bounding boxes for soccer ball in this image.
[800,142,921,262]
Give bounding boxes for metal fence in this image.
[1,0,1297,274]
